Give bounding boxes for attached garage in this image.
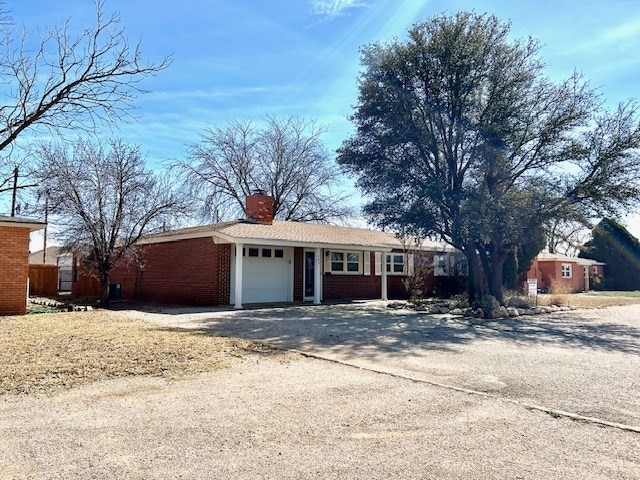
[230,245,293,304]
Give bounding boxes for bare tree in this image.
[397,235,433,302]
[0,1,170,206]
[545,218,590,256]
[35,139,185,307]
[175,116,353,222]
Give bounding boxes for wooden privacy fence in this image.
[28,265,58,297]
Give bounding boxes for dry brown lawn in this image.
[537,292,640,309]
[0,310,267,395]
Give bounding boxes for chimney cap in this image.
[251,188,267,195]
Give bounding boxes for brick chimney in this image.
[245,191,274,225]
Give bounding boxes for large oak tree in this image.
[338,12,640,303]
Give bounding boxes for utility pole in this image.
[42,193,49,264]
[11,166,18,217]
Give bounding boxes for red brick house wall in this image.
[524,258,594,293]
[109,238,231,306]
[73,240,446,306]
[292,250,411,301]
[0,226,31,315]
[547,261,585,293]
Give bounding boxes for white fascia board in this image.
[0,220,45,231]
[211,231,393,251]
[575,258,605,266]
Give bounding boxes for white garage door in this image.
[230,246,293,304]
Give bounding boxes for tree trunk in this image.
[477,244,507,304]
[488,256,505,303]
[100,269,110,308]
[464,244,485,304]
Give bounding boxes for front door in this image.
[304,250,315,300]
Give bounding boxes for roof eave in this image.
[211,231,394,251]
[0,219,46,231]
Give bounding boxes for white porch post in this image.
[584,266,590,292]
[234,242,244,309]
[381,251,388,301]
[313,247,322,305]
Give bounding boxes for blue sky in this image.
[11,0,640,237]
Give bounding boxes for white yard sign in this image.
[527,278,538,297]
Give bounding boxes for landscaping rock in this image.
[387,302,406,310]
[482,295,502,319]
[507,307,520,317]
[449,308,463,316]
[428,305,450,314]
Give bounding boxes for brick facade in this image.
[108,238,231,306]
[294,251,410,301]
[525,257,604,293]
[245,193,274,224]
[73,239,442,306]
[0,226,32,315]
[72,238,232,306]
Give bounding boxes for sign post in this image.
[527,278,538,305]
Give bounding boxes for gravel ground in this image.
[2,302,639,479]
[126,301,640,428]
[2,355,639,479]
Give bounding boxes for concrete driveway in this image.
[131,301,640,430]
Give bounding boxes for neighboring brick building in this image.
[523,252,604,294]
[0,216,46,315]
[73,194,461,307]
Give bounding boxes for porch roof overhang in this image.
[210,230,395,252]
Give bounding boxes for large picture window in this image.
[329,251,361,274]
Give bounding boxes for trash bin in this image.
[108,283,121,301]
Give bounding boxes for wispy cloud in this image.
[310,0,368,18]
[145,87,272,102]
[601,16,640,45]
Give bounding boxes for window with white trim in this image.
[434,254,449,276]
[561,264,572,278]
[386,254,406,274]
[329,251,361,274]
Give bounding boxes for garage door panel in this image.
[230,247,292,304]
